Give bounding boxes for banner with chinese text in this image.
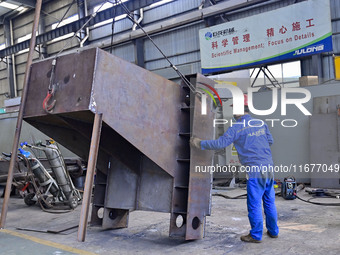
[199,0,332,74]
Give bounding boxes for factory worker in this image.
[190,94,279,243]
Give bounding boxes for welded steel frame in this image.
[21,47,215,240]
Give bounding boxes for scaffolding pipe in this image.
[77,113,103,242]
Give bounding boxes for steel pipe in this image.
[77,113,103,242]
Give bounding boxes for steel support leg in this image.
[77,113,103,242]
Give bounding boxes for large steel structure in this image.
[21,47,215,240]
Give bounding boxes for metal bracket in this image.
[251,66,281,88]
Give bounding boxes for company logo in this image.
[204,27,235,40]
[205,32,213,40]
[294,45,324,56]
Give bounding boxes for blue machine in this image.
[281,176,297,200]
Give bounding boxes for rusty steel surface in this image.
[0,0,43,229]
[24,49,97,117]
[186,74,215,240]
[90,50,182,177]
[24,48,182,178]
[22,48,214,240]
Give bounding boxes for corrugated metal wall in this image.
[143,0,201,71]
[0,0,338,107]
[327,0,340,80]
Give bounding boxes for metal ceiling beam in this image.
[11,0,36,8]
[94,0,271,50]
[0,0,163,58]
[0,0,275,59]
[0,0,39,23]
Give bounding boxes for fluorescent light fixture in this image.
[17,34,31,43]
[17,29,40,43]
[52,14,79,29]
[0,43,5,50]
[93,0,129,13]
[17,48,29,54]
[51,33,74,43]
[17,6,26,12]
[149,0,174,8]
[94,18,113,28]
[115,14,127,21]
[50,15,79,43]
[93,0,128,12]
[0,2,20,10]
[93,14,127,28]
[94,2,113,13]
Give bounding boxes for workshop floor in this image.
[1,188,340,255]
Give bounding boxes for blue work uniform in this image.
[201,114,279,240]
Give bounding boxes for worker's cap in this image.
[230,94,248,106]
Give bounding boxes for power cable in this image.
[212,193,247,199]
[113,0,197,94]
[295,186,340,206]
[38,10,62,23]
[55,0,109,58]
[296,194,340,206]
[55,0,77,29]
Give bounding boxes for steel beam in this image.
[0,0,163,58]
[38,13,48,59]
[134,38,145,67]
[185,74,214,240]
[78,0,89,47]
[0,0,272,58]
[3,19,15,98]
[78,113,103,242]
[93,0,270,50]
[312,54,323,79]
[12,0,36,8]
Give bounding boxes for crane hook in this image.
[42,87,56,114]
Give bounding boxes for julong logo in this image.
[294,45,324,56]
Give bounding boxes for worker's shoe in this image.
[267,231,278,238]
[240,234,262,243]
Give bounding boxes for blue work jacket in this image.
[201,114,273,166]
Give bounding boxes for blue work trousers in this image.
[247,171,279,240]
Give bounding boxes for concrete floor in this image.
[1,188,340,255]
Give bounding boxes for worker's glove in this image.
[190,137,202,150]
